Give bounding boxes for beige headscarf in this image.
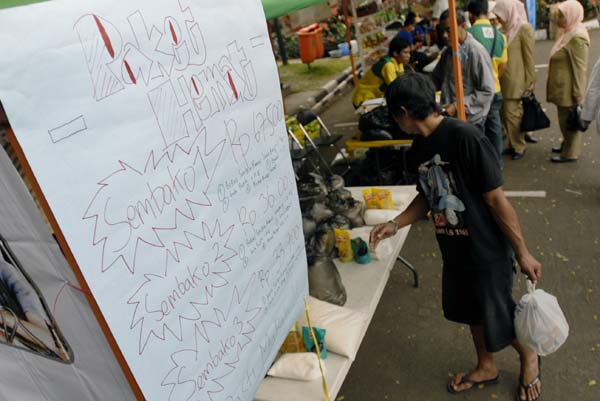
[494,0,529,44]
[550,0,590,57]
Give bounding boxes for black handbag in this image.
[566,104,590,132]
[521,94,551,132]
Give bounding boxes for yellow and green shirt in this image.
[468,19,508,94]
[352,56,404,107]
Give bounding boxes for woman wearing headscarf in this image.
[547,0,590,162]
[494,0,535,161]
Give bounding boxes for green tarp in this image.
[261,0,328,19]
[1,0,328,18]
[0,0,46,9]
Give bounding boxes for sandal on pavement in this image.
[515,357,542,401]
[447,374,500,394]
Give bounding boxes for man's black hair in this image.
[439,9,467,25]
[385,72,439,120]
[467,0,489,16]
[404,11,417,27]
[388,36,411,57]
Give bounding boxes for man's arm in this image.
[496,35,508,78]
[494,41,508,78]
[369,193,429,249]
[497,62,507,78]
[430,49,447,90]
[464,50,495,120]
[483,187,542,282]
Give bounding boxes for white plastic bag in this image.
[514,281,569,356]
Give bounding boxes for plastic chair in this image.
[288,128,332,180]
[296,110,351,176]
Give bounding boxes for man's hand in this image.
[369,221,397,250]
[517,251,542,283]
[573,95,583,105]
[443,103,457,117]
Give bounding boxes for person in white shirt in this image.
[582,56,600,133]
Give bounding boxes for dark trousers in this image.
[485,92,504,167]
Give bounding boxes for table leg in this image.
[397,255,418,288]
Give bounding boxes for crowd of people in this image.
[360,1,599,401]
[352,0,598,164]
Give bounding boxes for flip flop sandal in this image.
[446,374,500,394]
[515,356,542,401]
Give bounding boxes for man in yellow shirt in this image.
[467,0,508,164]
[351,36,412,108]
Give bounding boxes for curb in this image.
[306,64,357,106]
[305,64,359,114]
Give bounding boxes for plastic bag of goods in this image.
[308,256,347,306]
[514,281,569,356]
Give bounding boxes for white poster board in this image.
[0,1,308,400]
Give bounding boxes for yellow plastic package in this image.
[375,188,393,209]
[362,187,394,209]
[362,188,379,209]
[278,324,306,354]
[334,228,354,263]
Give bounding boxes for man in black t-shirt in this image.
[370,73,543,401]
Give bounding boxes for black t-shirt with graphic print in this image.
[407,117,512,267]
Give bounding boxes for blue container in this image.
[338,42,350,56]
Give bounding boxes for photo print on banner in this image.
[0,236,72,363]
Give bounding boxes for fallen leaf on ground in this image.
[589,380,597,386]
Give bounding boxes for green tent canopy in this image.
[261,0,328,19]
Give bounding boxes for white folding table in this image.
[255,185,419,401]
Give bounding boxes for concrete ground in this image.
[312,30,600,401]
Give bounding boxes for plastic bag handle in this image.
[526,279,536,293]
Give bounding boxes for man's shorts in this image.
[442,259,516,352]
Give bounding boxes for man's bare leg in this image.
[512,339,541,401]
[448,325,498,392]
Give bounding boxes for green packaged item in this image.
[302,326,327,359]
[351,237,372,264]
